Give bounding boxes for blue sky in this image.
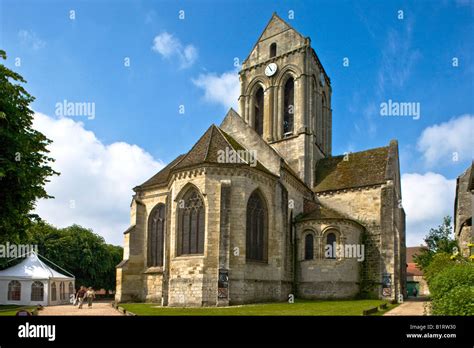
[1,0,473,246]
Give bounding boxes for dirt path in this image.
[39,301,123,316]
[384,298,430,316]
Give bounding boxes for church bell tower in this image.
[238,13,332,188]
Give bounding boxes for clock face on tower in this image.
[265,63,278,77]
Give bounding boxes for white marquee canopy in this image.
[0,252,75,306]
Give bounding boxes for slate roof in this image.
[298,203,349,221]
[136,124,273,190]
[137,154,185,189]
[314,146,390,193]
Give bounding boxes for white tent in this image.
[0,252,75,306]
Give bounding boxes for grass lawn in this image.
[0,305,37,316]
[120,299,398,316]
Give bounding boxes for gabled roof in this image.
[314,146,390,193]
[242,12,305,66]
[251,12,302,47]
[0,252,74,280]
[136,123,273,190]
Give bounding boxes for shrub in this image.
[429,263,474,300]
[431,286,474,316]
[423,253,455,284]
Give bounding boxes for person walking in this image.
[86,287,95,309]
[77,286,87,309]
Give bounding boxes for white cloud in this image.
[417,114,474,167]
[377,21,421,94]
[401,172,456,246]
[152,32,197,69]
[192,70,240,110]
[18,30,45,50]
[32,112,164,245]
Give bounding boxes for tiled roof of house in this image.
[407,263,423,277]
[406,246,427,263]
[314,146,390,193]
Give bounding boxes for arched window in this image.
[60,282,65,300]
[304,233,314,260]
[283,77,294,135]
[8,280,21,301]
[326,232,336,259]
[148,203,166,267]
[31,281,44,301]
[51,282,57,301]
[177,188,205,255]
[254,87,264,136]
[68,283,74,297]
[269,43,277,58]
[246,190,267,261]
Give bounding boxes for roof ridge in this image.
[169,153,186,170]
[216,126,251,166]
[325,145,390,160]
[203,125,216,162]
[177,125,214,165]
[35,252,55,278]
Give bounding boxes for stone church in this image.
[116,13,406,306]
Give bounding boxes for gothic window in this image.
[246,190,267,261]
[31,281,44,301]
[148,203,166,267]
[283,77,294,135]
[8,280,21,301]
[326,232,336,259]
[269,43,277,58]
[178,188,205,256]
[51,282,57,301]
[254,87,264,136]
[68,283,74,297]
[304,233,314,260]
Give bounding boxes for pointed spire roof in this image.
[136,119,273,190]
[242,12,306,66]
[171,124,271,173]
[256,12,299,42]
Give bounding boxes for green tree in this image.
[414,216,458,270]
[423,252,455,284]
[24,222,122,292]
[0,50,58,241]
